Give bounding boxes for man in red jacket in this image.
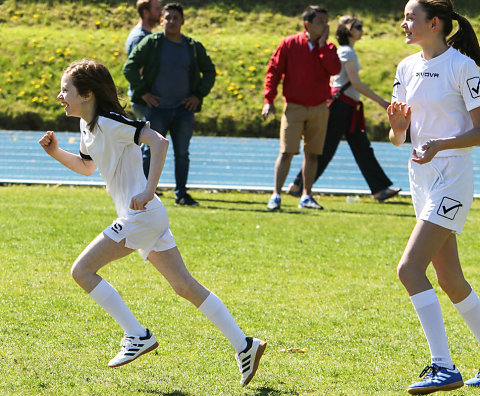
[262,5,340,211]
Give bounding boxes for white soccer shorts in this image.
[104,200,176,260]
[409,154,473,235]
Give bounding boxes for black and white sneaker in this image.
[235,337,267,387]
[108,329,158,367]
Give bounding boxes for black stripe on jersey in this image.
[100,112,146,146]
[80,151,93,161]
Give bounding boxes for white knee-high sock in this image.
[454,289,480,344]
[410,289,453,369]
[198,292,247,353]
[89,279,146,337]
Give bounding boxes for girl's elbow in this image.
[84,163,96,176]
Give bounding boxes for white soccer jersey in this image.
[79,113,161,217]
[392,47,480,157]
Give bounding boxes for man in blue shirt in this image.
[125,0,162,120]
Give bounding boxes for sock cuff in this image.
[89,279,117,305]
[198,292,220,316]
[454,289,479,314]
[410,288,438,310]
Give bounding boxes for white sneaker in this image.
[108,329,158,367]
[267,194,281,211]
[235,337,267,387]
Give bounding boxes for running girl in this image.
[39,59,266,387]
[388,1,480,394]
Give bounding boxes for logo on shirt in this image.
[437,197,463,220]
[111,222,123,234]
[415,72,439,78]
[467,77,480,99]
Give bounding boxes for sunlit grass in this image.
[2,185,480,394]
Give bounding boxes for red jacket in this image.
[263,31,341,107]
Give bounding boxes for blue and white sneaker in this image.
[407,364,463,394]
[298,195,323,210]
[267,194,281,211]
[465,369,480,387]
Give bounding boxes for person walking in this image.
[287,15,400,202]
[124,2,216,206]
[262,5,340,211]
[388,1,480,393]
[39,59,266,387]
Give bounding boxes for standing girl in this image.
[388,1,480,394]
[287,15,400,203]
[39,59,266,387]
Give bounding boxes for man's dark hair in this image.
[302,5,328,25]
[163,2,184,18]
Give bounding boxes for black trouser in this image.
[293,99,392,195]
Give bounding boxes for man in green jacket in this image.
[124,2,215,206]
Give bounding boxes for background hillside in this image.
[0,0,479,140]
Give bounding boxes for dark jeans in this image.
[145,105,194,197]
[293,99,392,195]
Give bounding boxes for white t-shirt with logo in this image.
[79,113,162,217]
[392,46,480,157]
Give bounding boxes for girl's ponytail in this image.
[448,12,480,66]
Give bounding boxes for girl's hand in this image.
[129,190,154,210]
[38,131,59,156]
[411,139,441,164]
[387,101,411,134]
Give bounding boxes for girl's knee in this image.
[71,259,90,284]
[397,260,420,286]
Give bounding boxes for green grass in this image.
[1,0,479,139]
[3,185,480,394]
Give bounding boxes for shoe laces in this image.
[419,365,439,379]
[120,336,135,350]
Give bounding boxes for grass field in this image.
[3,186,480,395]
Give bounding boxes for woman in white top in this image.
[388,1,480,393]
[39,59,265,387]
[288,15,400,202]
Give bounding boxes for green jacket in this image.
[123,32,216,111]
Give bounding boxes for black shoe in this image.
[373,187,401,202]
[175,193,199,206]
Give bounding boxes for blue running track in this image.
[2,130,480,196]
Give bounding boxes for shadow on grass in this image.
[252,387,299,395]
[180,194,416,218]
[180,201,417,219]
[194,196,265,206]
[136,387,297,395]
[137,390,190,396]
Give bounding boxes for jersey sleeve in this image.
[460,58,480,112]
[391,63,407,103]
[98,113,146,146]
[79,119,93,160]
